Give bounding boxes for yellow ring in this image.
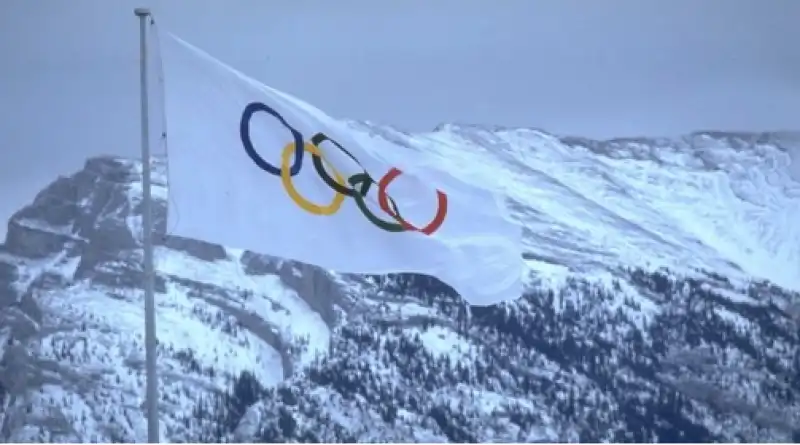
[280,142,347,215]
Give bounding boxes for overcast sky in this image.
[0,0,798,240]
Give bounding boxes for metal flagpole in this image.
[134,7,160,443]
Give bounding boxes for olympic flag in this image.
[156,31,524,306]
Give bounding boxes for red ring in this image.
[377,167,448,235]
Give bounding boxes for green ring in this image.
[347,173,407,233]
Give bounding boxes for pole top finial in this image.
[134,7,151,17]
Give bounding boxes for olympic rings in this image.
[239,100,449,235]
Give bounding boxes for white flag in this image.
[156,31,523,306]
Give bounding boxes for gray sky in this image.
[1,0,798,240]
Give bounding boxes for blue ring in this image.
[240,101,304,177]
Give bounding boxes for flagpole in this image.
[134,7,160,443]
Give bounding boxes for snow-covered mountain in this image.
[0,126,798,442]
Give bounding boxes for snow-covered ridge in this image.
[0,124,797,442]
[347,122,800,292]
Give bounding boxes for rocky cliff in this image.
[0,156,342,441]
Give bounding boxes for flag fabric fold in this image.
[155,29,524,306]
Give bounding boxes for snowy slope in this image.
[0,126,798,442]
[348,123,800,292]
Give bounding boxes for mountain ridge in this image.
[0,126,798,442]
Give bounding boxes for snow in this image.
[10,251,69,293]
[155,246,331,366]
[714,306,749,328]
[363,299,440,319]
[11,218,77,239]
[1,236,334,442]
[352,124,800,292]
[418,325,470,361]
